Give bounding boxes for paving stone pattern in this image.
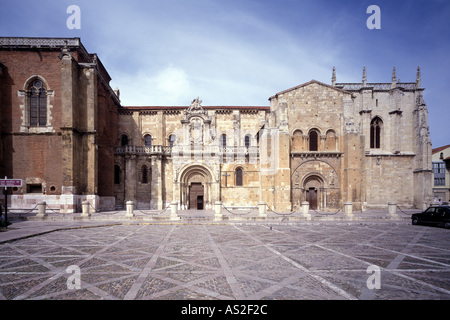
[0,222,449,300]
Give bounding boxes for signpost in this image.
[1,177,22,228]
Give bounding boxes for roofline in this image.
[121,106,270,111]
[269,79,352,100]
[432,144,450,154]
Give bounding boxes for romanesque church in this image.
[0,37,433,213]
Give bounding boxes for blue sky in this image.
[1,0,449,148]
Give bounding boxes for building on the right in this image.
[432,145,450,204]
[270,66,433,211]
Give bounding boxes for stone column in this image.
[258,202,267,217]
[125,200,134,217]
[170,201,180,221]
[301,201,312,220]
[214,201,223,221]
[388,202,399,219]
[344,202,354,219]
[125,154,137,203]
[81,200,90,217]
[37,201,47,218]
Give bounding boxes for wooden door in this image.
[189,183,204,209]
[307,187,317,210]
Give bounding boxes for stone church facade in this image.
[0,37,433,213]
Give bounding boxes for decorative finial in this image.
[416,66,421,88]
[391,66,397,88]
[331,66,336,86]
[362,66,367,86]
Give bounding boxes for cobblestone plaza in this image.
[1,218,449,301]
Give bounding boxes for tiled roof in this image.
[432,144,450,154]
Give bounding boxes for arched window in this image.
[142,165,148,184]
[114,165,121,184]
[235,167,243,186]
[29,79,47,127]
[370,117,383,149]
[309,130,318,151]
[144,134,152,147]
[169,134,176,147]
[244,134,251,148]
[121,134,129,146]
[220,134,227,148]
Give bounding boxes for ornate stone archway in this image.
[175,164,218,210]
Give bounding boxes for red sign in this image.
[0,179,23,187]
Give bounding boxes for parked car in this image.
[411,206,450,229]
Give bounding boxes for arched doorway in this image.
[303,175,323,210]
[177,164,215,210]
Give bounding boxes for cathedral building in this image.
[0,37,433,213]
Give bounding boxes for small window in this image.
[114,165,121,184]
[235,167,243,186]
[245,135,251,148]
[144,134,152,147]
[121,134,129,146]
[220,134,227,148]
[169,134,176,147]
[309,130,318,151]
[142,165,148,184]
[27,184,42,193]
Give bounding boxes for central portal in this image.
[189,183,204,210]
[177,164,218,210]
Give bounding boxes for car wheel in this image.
[444,222,450,229]
[412,217,419,225]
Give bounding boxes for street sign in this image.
[0,179,22,187]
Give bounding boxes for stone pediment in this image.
[269,80,353,101]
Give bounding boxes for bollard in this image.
[258,202,267,217]
[170,201,180,221]
[81,200,90,217]
[125,201,134,217]
[214,201,223,221]
[344,202,354,219]
[37,201,47,217]
[301,201,312,220]
[388,202,399,219]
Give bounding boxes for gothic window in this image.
[220,134,227,148]
[142,165,148,184]
[114,165,121,184]
[29,79,47,127]
[309,130,319,151]
[235,167,243,186]
[121,134,129,146]
[370,117,383,149]
[144,134,152,147]
[169,134,176,147]
[245,134,251,148]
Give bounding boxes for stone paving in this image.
[0,220,449,300]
